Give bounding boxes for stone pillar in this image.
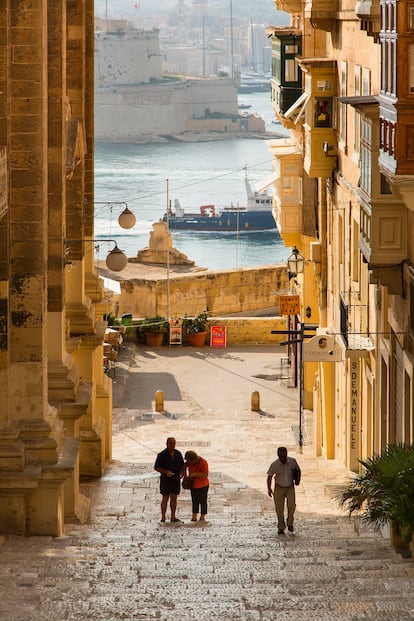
[0,0,68,536]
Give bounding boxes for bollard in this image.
[251,390,260,412]
[155,389,164,413]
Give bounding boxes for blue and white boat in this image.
[163,173,276,232]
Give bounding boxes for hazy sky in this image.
[95,0,280,23]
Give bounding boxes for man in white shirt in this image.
[267,446,301,534]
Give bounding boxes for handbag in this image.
[182,475,193,490]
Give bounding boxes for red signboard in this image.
[211,325,227,348]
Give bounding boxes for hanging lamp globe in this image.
[118,206,136,229]
[106,245,128,271]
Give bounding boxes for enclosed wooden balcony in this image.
[268,138,303,243]
[267,28,302,122]
[298,59,337,178]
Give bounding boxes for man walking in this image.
[267,446,301,534]
[154,437,184,523]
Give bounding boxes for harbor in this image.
[94,93,289,271]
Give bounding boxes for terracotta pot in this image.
[145,332,164,347]
[188,331,207,347]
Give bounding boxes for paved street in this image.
[1,343,414,621]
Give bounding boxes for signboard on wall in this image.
[211,325,227,348]
[303,333,343,362]
[279,295,301,316]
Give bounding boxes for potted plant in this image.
[336,443,414,552]
[136,316,169,347]
[184,310,208,347]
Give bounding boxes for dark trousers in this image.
[191,485,209,515]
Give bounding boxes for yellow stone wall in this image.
[200,317,288,345]
[117,265,289,318]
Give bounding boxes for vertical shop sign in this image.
[349,358,360,470]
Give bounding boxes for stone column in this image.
[0,2,10,418]
[0,0,68,536]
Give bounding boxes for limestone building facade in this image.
[268,0,414,471]
[0,1,112,535]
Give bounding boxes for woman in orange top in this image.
[184,450,209,522]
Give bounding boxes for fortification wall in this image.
[116,264,289,319]
[95,29,163,86]
[95,79,239,141]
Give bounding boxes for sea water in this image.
[94,92,290,271]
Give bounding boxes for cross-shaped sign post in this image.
[271,322,318,451]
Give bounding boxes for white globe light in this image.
[105,246,128,271]
[118,207,136,229]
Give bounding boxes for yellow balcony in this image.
[304,127,337,178]
[268,138,304,241]
[299,59,337,178]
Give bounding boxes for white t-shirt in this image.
[267,456,299,487]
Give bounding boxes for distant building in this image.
[94,21,240,142]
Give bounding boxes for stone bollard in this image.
[155,389,164,413]
[251,390,260,412]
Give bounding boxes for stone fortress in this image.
[94,20,266,142]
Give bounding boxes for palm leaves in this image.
[337,444,414,543]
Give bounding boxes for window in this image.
[360,118,372,195]
[410,5,414,28]
[362,68,371,95]
[314,98,332,127]
[354,110,361,156]
[285,44,299,54]
[340,62,347,144]
[409,44,414,93]
[354,66,361,157]
[354,65,361,96]
[285,58,298,82]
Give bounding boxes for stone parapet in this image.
[115,264,289,318]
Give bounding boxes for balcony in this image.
[268,28,302,122]
[340,292,374,352]
[267,138,303,244]
[305,0,337,31]
[299,59,337,178]
[0,146,7,221]
[359,199,407,294]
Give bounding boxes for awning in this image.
[282,91,310,124]
[256,171,279,192]
[337,95,379,110]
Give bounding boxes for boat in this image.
[163,173,276,232]
[238,73,271,93]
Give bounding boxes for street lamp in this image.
[65,238,128,272]
[287,246,305,280]
[94,201,136,230]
